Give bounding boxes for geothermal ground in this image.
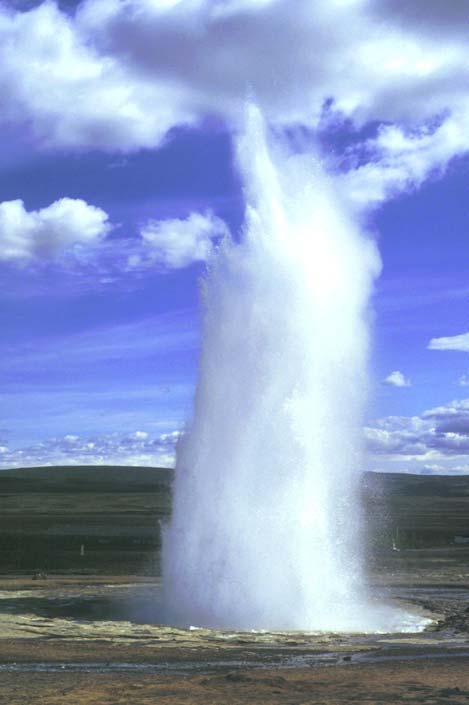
[0,555,468,703]
[0,467,468,703]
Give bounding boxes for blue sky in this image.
[1,0,469,473]
[371,162,469,414]
[0,126,241,464]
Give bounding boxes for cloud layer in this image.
[0,429,180,469]
[6,396,469,475]
[1,0,469,209]
[365,398,469,474]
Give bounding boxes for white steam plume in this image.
[162,106,419,631]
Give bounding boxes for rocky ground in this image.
[0,658,468,705]
[0,551,468,704]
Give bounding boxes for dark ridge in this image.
[362,471,469,498]
[0,465,174,493]
[0,467,468,574]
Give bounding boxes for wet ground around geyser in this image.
[0,554,468,704]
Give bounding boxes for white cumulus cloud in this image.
[135,210,230,269]
[365,398,469,474]
[0,197,110,261]
[428,332,469,352]
[0,1,194,151]
[383,370,411,388]
[0,429,181,469]
[0,0,469,211]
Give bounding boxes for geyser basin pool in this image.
[0,582,433,638]
[185,610,432,635]
[176,595,432,634]
[0,575,466,705]
[161,104,410,632]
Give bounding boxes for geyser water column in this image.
[162,105,383,631]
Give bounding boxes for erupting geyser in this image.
[162,106,418,632]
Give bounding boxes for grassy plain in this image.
[1,466,469,574]
[0,466,468,703]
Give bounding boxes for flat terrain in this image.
[0,465,172,574]
[0,466,468,703]
[0,549,467,704]
[1,658,468,705]
[1,466,469,575]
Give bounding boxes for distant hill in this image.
[363,471,469,498]
[362,471,469,546]
[2,465,468,494]
[0,466,468,572]
[0,465,174,493]
[0,465,174,574]
[2,464,469,496]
